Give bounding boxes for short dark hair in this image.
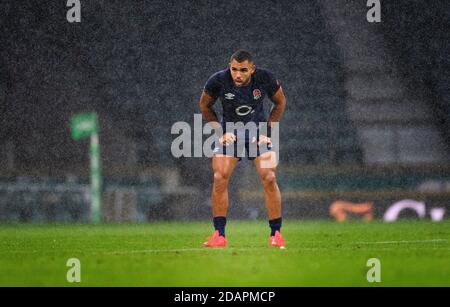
[230,50,253,63]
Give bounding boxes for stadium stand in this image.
[0,1,449,222]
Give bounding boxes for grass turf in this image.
[0,220,449,286]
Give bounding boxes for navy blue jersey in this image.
[203,68,281,126]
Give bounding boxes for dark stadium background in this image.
[1,0,449,222]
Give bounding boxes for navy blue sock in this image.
[213,216,227,237]
[269,217,282,236]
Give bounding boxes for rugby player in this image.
[199,50,287,247]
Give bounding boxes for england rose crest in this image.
[253,89,261,100]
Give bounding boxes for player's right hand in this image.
[219,132,236,146]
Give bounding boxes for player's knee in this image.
[261,171,276,186]
[214,171,230,183]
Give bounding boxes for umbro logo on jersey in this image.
[225,93,235,100]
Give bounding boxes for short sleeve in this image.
[262,70,281,98]
[203,72,223,99]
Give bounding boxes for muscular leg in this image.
[254,152,281,220]
[211,154,239,217]
[203,154,238,246]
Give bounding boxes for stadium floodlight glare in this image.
[71,112,102,223]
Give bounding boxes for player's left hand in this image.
[253,135,272,146]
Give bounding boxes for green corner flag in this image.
[71,113,97,140]
[71,113,102,223]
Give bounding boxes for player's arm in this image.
[268,87,286,128]
[257,87,286,145]
[199,91,236,145]
[199,91,221,129]
[258,86,286,145]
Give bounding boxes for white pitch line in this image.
[0,246,285,255]
[2,240,447,256]
[105,247,242,254]
[104,246,285,255]
[110,248,222,254]
[353,239,447,245]
[86,240,450,255]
